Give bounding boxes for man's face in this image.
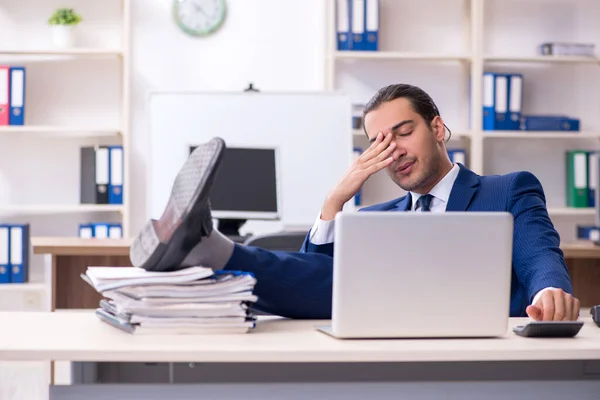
[363,97,443,193]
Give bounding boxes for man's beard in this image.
[389,153,439,192]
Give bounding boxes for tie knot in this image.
[416,194,434,212]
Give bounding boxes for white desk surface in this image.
[0,311,599,363]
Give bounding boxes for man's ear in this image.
[432,116,446,142]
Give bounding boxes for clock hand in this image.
[196,6,209,18]
[191,1,210,18]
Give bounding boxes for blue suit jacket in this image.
[298,164,573,318]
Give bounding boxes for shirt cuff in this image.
[531,286,557,306]
[308,212,336,245]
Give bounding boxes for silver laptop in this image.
[317,211,513,339]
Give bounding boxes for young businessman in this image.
[130,83,580,322]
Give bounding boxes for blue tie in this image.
[416,194,434,212]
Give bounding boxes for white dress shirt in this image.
[308,163,553,307]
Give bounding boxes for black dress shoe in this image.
[130,137,225,271]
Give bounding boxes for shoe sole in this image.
[129,137,225,271]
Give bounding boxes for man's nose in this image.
[391,141,406,159]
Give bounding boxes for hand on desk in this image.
[526,288,580,321]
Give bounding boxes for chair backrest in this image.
[243,231,308,252]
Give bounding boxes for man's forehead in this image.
[366,102,415,123]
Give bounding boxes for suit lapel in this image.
[446,164,480,211]
[391,193,412,211]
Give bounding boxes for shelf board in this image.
[0,126,122,137]
[0,283,46,293]
[483,55,600,64]
[0,204,124,215]
[0,48,123,57]
[483,131,600,139]
[447,131,473,139]
[548,207,595,216]
[334,51,471,61]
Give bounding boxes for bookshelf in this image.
[0,125,122,137]
[325,0,600,241]
[334,51,472,61]
[0,204,125,214]
[0,48,123,57]
[0,0,131,303]
[483,55,600,64]
[483,131,600,139]
[0,0,131,234]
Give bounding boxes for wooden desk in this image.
[562,241,600,307]
[32,238,600,311]
[32,237,133,311]
[0,311,599,399]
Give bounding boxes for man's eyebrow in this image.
[390,119,414,131]
[368,120,414,143]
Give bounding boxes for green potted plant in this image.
[48,8,83,48]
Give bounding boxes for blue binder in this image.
[507,73,523,131]
[482,72,496,130]
[91,223,110,238]
[109,145,124,204]
[0,225,9,284]
[482,72,511,130]
[353,147,362,206]
[8,224,29,283]
[494,74,510,130]
[364,0,379,51]
[588,151,598,208]
[447,149,466,167]
[521,115,580,131]
[577,225,600,241]
[336,0,351,51]
[80,222,122,238]
[109,223,123,238]
[9,66,25,126]
[79,224,94,238]
[351,0,365,50]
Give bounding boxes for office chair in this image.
[242,231,308,252]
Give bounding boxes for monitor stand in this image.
[217,218,248,240]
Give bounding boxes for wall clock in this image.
[173,0,227,37]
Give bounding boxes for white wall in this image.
[129,0,327,235]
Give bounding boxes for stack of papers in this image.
[81,266,258,334]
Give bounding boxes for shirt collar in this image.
[410,163,460,210]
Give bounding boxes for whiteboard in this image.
[148,91,353,231]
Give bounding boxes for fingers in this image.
[362,131,393,161]
[526,305,542,321]
[541,291,555,321]
[364,141,396,168]
[552,289,566,320]
[563,294,572,320]
[549,290,579,321]
[362,132,385,156]
[365,156,394,175]
[572,297,580,320]
[532,289,580,321]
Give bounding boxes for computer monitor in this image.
[189,145,280,237]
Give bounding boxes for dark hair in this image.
[362,84,451,141]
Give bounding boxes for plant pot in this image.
[51,25,76,48]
